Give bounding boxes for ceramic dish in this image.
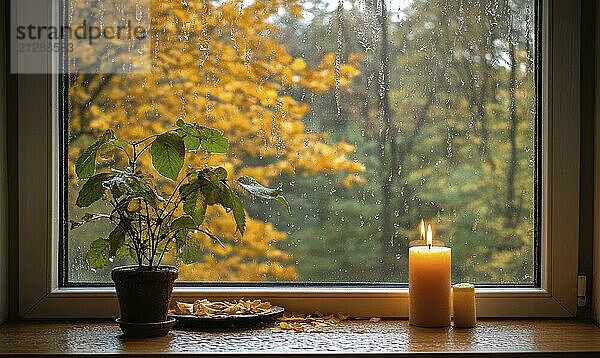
[169,306,285,330]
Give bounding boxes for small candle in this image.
[409,223,451,327]
[452,283,476,328]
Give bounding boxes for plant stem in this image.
[136,141,154,161]
[155,234,177,267]
[137,207,146,265]
[131,134,159,147]
[143,200,158,268]
[160,171,195,218]
[130,145,137,173]
[130,129,177,146]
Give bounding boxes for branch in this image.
[79,74,114,115]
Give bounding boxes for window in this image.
[15,0,581,318]
[66,0,538,286]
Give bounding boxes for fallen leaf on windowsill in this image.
[274,313,349,333]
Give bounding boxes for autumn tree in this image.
[67,0,364,282]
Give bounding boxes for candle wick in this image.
[428,244,431,249]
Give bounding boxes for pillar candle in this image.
[409,224,451,327]
[452,283,476,328]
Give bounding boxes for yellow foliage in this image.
[290,58,307,72]
[342,174,367,189]
[69,0,363,281]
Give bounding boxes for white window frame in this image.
[16,0,580,319]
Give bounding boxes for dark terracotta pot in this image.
[111,265,178,323]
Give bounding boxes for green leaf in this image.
[236,176,291,214]
[197,180,245,234]
[176,120,200,136]
[108,170,164,206]
[236,176,282,198]
[97,139,129,160]
[108,223,126,257]
[176,234,200,264]
[179,178,206,197]
[87,238,110,269]
[276,196,291,214]
[150,132,185,180]
[183,190,207,226]
[199,128,229,153]
[176,120,202,150]
[213,181,245,234]
[115,245,130,260]
[97,144,115,160]
[69,213,111,230]
[228,189,246,234]
[200,166,228,182]
[183,134,201,150]
[201,181,222,206]
[175,121,228,153]
[171,216,196,232]
[75,130,115,179]
[75,173,115,207]
[175,118,188,128]
[179,245,199,264]
[76,146,99,179]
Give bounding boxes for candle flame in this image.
[426,224,433,247]
[420,219,426,241]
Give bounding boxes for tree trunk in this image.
[375,0,396,280]
[75,74,114,132]
[505,22,518,228]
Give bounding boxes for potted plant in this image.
[70,119,289,337]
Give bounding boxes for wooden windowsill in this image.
[1,319,600,356]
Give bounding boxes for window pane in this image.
[66,0,537,285]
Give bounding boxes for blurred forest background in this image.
[67,0,536,284]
